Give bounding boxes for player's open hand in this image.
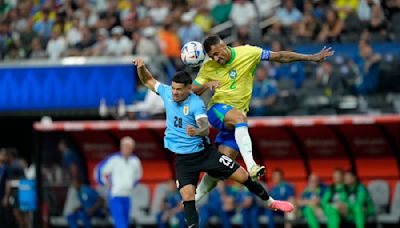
[186,125,198,136]
[132,58,145,68]
[313,46,334,62]
[205,81,221,90]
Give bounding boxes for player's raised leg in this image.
[179,184,199,228]
[224,107,265,179]
[229,166,294,213]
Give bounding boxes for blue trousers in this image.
[241,208,259,228]
[156,211,185,228]
[109,196,131,228]
[67,209,91,228]
[199,206,232,228]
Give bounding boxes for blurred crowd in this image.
[1,0,399,60]
[158,169,375,228]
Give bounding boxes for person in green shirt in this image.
[211,0,232,25]
[297,174,327,228]
[344,170,375,228]
[321,169,347,228]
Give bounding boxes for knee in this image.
[226,109,247,126]
[180,186,196,201]
[231,167,249,183]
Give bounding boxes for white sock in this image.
[266,197,275,207]
[195,174,219,202]
[234,124,256,171]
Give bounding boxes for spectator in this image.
[158,21,181,67]
[28,37,47,59]
[333,0,359,20]
[178,12,204,46]
[317,9,344,43]
[355,41,381,94]
[127,85,165,120]
[76,4,98,29]
[277,0,303,29]
[71,27,95,56]
[46,30,66,59]
[249,65,278,116]
[19,19,39,55]
[66,18,82,47]
[0,0,12,19]
[366,3,388,39]
[147,0,170,25]
[135,27,159,58]
[264,169,295,228]
[0,20,12,58]
[193,7,213,34]
[296,11,320,42]
[343,170,375,228]
[230,0,257,27]
[33,7,55,40]
[2,148,29,228]
[157,180,185,228]
[199,182,235,228]
[106,26,132,56]
[297,174,327,228]
[91,28,110,56]
[58,139,85,180]
[99,136,142,228]
[0,149,8,225]
[358,0,381,22]
[98,0,120,30]
[321,169,347,228]
[66,178,105,228]
[234,184,259,228]
[314,61,345,97]
[211,0,232,25]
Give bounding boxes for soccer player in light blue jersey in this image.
[133,58,294,228]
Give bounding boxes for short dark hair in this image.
[203,35,222,54]
[172,71,192,86]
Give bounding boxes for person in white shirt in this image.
[107,26,133,56]
[97,136,142,228]
[46,30,67,59]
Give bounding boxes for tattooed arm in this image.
[186,117,210,137]
[132,58,157,92]
[269,46,334,63]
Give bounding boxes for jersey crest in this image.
[229,69,237,79]
[183,105,189,115]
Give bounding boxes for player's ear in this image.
[186,84,192,90]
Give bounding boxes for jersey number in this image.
[229,80,237,90]
[174,116,183,128]
[219,155,234,168]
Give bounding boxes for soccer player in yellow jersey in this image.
[193,35,334,201]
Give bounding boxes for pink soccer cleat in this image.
[270,200,294,212]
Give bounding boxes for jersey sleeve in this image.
[194,65,210,86]
[245,45,263,63]
[192,96,207,120]
[155,82,170,99]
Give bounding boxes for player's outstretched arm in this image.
[186,117,210,137]
[269,46,334,63]
[192,81,221,95]
[132,58,157,92]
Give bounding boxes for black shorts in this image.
[174,145,240,189]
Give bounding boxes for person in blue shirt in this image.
[264,169,296,228]
[133,58,294,228]
[355,41,381,95]
[233,183,260,228]
[66,178,105,228]
[297,174,327,228]
[249,65,279,116]
[199,182,235,228]
[157,180,185,228]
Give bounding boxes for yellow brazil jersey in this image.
[194,45,262,113]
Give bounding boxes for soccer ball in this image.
[180,41,205,67]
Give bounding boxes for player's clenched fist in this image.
[132,58,145,68]
[186,125,197,136]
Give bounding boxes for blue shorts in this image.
[207,104,240,152]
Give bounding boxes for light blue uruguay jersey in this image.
[155,82,210,154]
